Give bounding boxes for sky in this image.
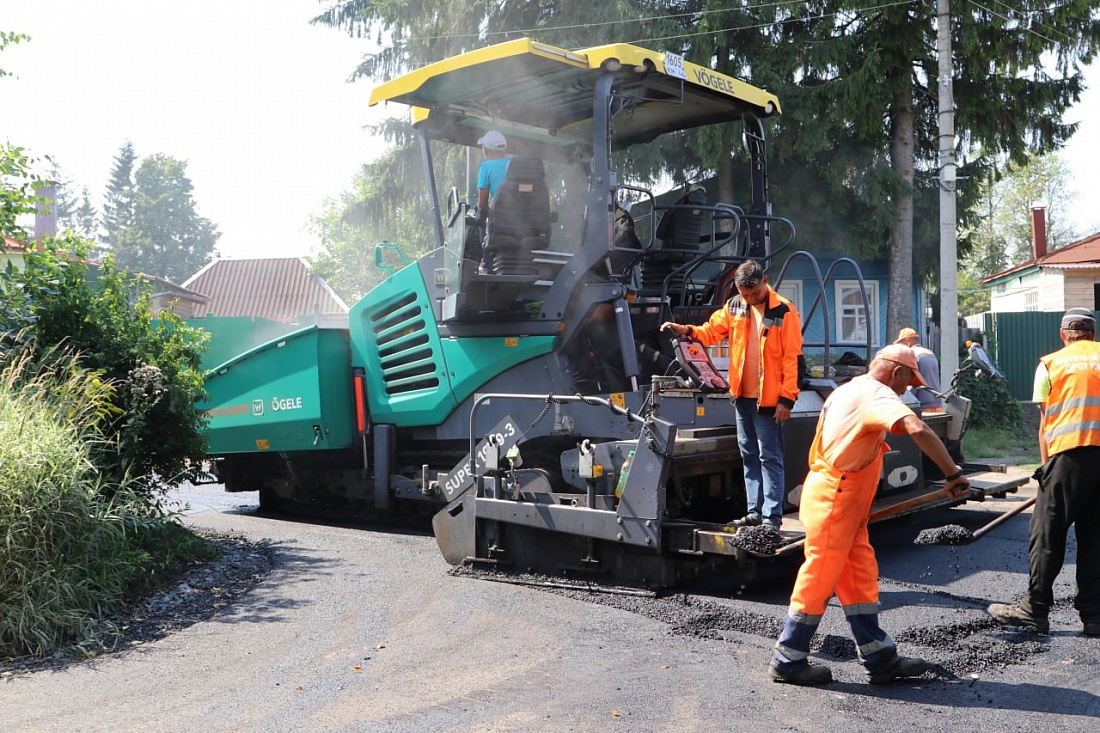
[3,2,1100,263]
[1,0,387,260]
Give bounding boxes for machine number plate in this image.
[664,52,687,80]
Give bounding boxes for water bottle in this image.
[614,449,635,499]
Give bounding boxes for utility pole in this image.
[937,0,960,388]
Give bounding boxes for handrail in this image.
[775,252,873,372]
[374,242,410,279]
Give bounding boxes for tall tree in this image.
[112,154,220,283]
[700,0,1100,336]
[963,151,1079,278]
[102,141,136,251]
[72,186,101,242]
[317,1,1100,339]
[309,132,434,301]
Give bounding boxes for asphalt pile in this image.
[913,524,973,545]
[729,525,783,555]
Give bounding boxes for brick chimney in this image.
[1031,206,1047,260]
[33,181,58,251]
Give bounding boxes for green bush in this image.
[0,350,217,657]
[957,368,1022,432]
[0,237,209,499]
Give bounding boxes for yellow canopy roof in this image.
[369,38,781,161]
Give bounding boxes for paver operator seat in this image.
[484,157,552,276]
[639,185,708,301]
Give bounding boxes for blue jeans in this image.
[733,397,785,524]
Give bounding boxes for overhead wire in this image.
[984,0,1076,46]
[401,0,817,44]
[387,0,1074,53]
[397,0,928,47]
[969,1,1063,46]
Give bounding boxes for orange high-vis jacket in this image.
[1040,339,1100,457]
[690,286,803,410]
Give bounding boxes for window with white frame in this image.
[776,279,802,315]
[834,280,878,344]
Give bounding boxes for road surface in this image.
[2,475,1098,731]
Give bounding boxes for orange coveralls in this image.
[772,375,914,674]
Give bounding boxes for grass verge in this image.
[0,350,218,659]
[964,425,1040,470]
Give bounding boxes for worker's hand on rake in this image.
[945,474,971,499]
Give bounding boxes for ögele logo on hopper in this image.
[252,399,264,416]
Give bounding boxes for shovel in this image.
[775,484,960,556]
[914,495,1037,546]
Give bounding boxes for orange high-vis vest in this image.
[1040,339,1100,457]
[690,286,802,409]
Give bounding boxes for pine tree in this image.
[316,1,1100,337]
[113,154,220,283]
[694,0,1100,334]
[102,141,136,251]
[73,187,101,243]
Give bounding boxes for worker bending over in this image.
[770,344,971,685]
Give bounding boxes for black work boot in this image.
[730,513,762,527]
[769,662,833,686]
[865,655,928,684]
[1081,621,1100,637]
[987,602,1050,634]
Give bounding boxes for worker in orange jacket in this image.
[661,259,802,528]
[770,344,971,685]
[989,307,1100,636]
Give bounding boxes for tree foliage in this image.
[0,236,210,498]
[314,0,1100,338]
[963,152,1078,279]
[957,268,990,316]
[0,30,28,80]
[0,142,42,242]
[105,149,220,283]
[308,121,435,300]
[102,141,136,250]
[70,185,101,241]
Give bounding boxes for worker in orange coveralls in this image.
[769,344,972,685]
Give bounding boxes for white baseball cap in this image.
[477,130,507,151]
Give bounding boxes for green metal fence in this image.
[988,311,1095,402]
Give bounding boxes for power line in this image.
[391,0,1073,66]
[985,0,1077,46]
[400,0,916,46]
[402,0,812,44]
[619,0,922,46]
[970,1,1063,46]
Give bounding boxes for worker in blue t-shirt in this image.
[476,130,509,215]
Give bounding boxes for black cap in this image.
[1061,307,1096,331]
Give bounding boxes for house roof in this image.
[183,257,348,322]
[2,235,29,252]
[983,231,1100,283]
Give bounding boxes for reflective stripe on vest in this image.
[1041,340,1100,456]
